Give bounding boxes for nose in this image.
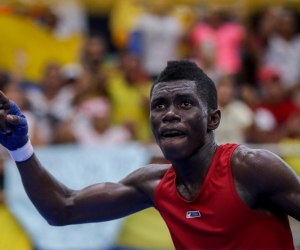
[162,108,181,123]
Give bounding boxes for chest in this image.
[156,180,292,250]
[157,174,249,239]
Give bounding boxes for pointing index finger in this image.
[0,91,11,110]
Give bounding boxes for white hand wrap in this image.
[8,140,34,162]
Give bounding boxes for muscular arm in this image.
[16,155,168,226]
[0,91,169,226]
[232,145,300,221]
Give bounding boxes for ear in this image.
[207,109,221,131]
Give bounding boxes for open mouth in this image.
[161,130,185,138]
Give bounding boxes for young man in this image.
[0,61,299,249]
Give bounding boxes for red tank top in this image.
[155,143,294,249]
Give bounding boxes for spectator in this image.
[75,35,111,102]
[251,65,299,143]
[26,62,75,144]
[240,82,278,143]
[215,75,253,144]
[247,7,280,66]
[191,37,223,85]
[130,0,184,80]
[81,35,108,74]
[190,5,245,76]
[244,6,281,84]
[60,63,84,88]
[107,51,153,142]
[48,0,87,40]
[54,97,131,145]
[263,8,300,96]
[240,83,260,111]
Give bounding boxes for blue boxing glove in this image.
[0,99,33,162]
[0,100,29,151]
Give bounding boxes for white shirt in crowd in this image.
[136,13,183,76]
[215,100,254,144]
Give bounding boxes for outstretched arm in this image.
[16,155,153,225]
[0,91,155,226]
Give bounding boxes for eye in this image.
[181,101,192,108]
[156,103,165,109]
[152,103,165,110]
[151,98,167,110]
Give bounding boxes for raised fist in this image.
[0,91,28,151]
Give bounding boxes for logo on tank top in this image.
[186,211,201,218]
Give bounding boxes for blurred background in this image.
[1,0,300,249]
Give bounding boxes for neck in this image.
[281,33,294,41]
[172,137,218,184]
[44,88,58,100]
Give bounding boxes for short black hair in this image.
[150,60,218,110]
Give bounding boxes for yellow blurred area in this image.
[280,139,300,176]
[0,202,174,250]
[0,203,32,250]
[0,13,83,82]
[117,208,174,250]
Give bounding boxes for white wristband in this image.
[8,140,34,162]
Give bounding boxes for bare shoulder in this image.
[119,164,171,203]
[232,145,294,175]
[231,145,299,194]
[232,145,283,170]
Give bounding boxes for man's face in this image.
[43,66,63,90]
[150,80,209,161]
[262,79,284,103]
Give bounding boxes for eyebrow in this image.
[176,93,196,99]
[151,96,167,103]
[151,93,196,102]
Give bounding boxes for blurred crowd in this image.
[1,3,300,249]
[1,3,300,248]
[0,2,300,189]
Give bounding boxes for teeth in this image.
[163,131,183,137]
